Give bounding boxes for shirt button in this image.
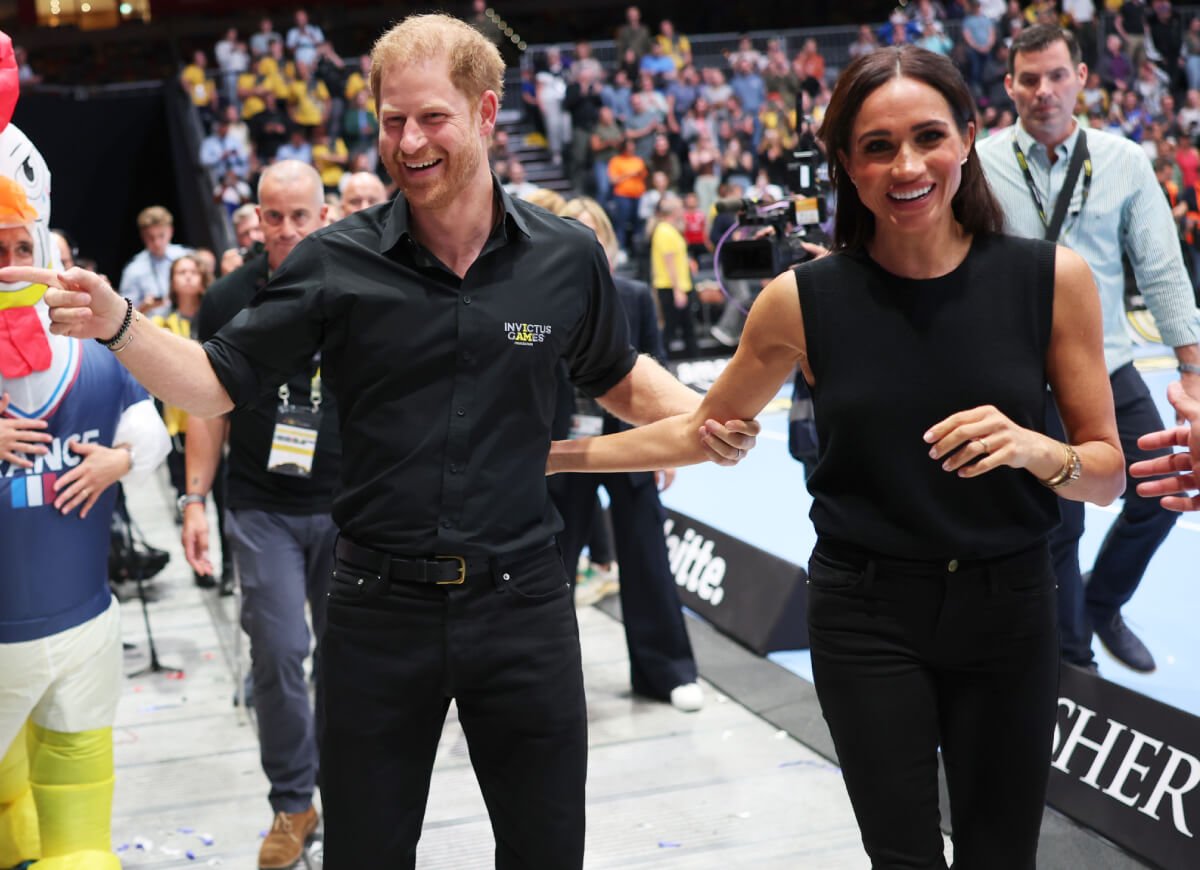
[947,559,959,573]
[462,295,472,305]
[449,463,459,473]
[456,407,466,416]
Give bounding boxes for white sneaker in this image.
[669,682,704,712]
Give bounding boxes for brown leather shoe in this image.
[258,805,319,869]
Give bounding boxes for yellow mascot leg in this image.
[26,725,119,870]
[0,722,41,867]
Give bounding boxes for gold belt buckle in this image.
[435,555,467,585]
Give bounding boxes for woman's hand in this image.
[52,440,131,518]
[924,404,1062,480]
[0,392,52,467]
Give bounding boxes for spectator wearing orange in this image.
[609,136,648,251]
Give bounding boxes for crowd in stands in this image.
[491,2,1200,351]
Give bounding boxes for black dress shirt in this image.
[196,252,341,515]
[204,183,636,556]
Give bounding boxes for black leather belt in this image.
[335,537,490,585]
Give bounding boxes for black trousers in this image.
[807,540,1059,870]
[1046,364,1178,665]
[549,471,697,698]
[656,287,699,360]
[319,541,587,868]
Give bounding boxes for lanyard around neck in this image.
[1011,130,1092,242]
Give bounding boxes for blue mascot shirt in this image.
[0,340,148,642]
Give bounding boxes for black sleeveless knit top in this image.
[796,233,1060,560]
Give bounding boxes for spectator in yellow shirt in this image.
[180,50,218,127]
[237,56,289,121]
[311,125,349,194]
[649,193,696,359]
[287,61,330,131]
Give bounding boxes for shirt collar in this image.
[1013,120,1084,166]
[379,173,532,255]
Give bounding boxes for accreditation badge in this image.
[267,405,323,478]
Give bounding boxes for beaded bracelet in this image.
[96,297,134,351]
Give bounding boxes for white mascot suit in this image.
[0,31,170,868]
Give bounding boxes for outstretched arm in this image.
[552,270,806,474]
[1,266,234,418]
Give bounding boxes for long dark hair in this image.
[820,45,1004,251]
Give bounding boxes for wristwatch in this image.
[177,493,206,513]
[1041,444,1082,489]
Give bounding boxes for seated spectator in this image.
[287,60,331,133]
[237,55,289,122]
[665,65,701,130]
[757,127,794,191]
[701,66,732,106]
[311,124,348,194]
[119,206,190,315]
[180,50,218,129]
[911,0,947,25]
[848,24,879,61]
[878,8,921,46]
[1081,70,1110,117]
[249,16,282,59]
[726,34,764,72]
[1176,133,1200,189]
[688,130,721,213]
[286,9,325,68]
[275,127,313,164]
[339,171,388,216]
[1185,16,1200,92]
[656,19,691,70]
[250,91,290,162]
[1098,32,1132,91]
[1111,88,1153,142]
[219,203,265,275]
[569,40,605,83]
[343,54,375,113]
[640,42,676,81]
[1134,59,1168,119]
[917,19,954,55]
[763,54,799,113]
[646,134,681,191]
[502,160,539,199]
[998,0,1027,40]
[602,69,634,123]
[729,57,765,117]
[626,91,664,160]
[1161,93,1183,139]
[1179,88,1200,138]
[341,88,378,158]
[635,71,669,118]
[200,115,250,184]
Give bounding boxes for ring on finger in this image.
[977,438,990,455]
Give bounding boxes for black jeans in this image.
[319,541,586,868]
[807,540,1059,870]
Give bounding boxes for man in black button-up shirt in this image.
[28,13,756,866]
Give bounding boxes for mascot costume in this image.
[0,32,170,868]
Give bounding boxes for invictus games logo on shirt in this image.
[505,321,551,347]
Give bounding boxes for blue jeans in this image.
[1047,364,1179,665]
[611,195,642,252]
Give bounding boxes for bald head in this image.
[340,172,388,215]
[257,160,326,270]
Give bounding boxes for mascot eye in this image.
[21,156,34,182]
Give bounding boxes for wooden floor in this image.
[106,473,897,869]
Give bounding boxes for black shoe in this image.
[193,570,217,589]
[1093,611,1156,672]
[218,570,235,597]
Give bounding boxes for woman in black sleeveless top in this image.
[551,46,1124,869]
